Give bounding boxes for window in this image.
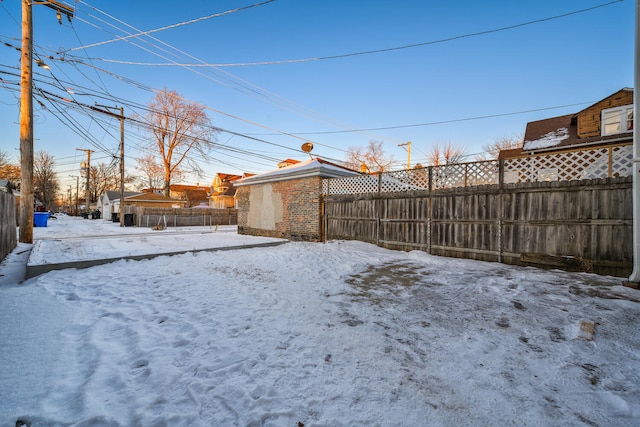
[602,105,633,136]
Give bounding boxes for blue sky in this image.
[0,0,635,190]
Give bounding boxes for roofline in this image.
[520,134,632,154]
[576,87,634,115]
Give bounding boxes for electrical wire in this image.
[79,0,624,68]
[65,0,277,53]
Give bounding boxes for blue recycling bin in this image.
[33,212,50,227]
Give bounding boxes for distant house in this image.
[500,88,633,181]
[277,158,301,169]
[114,192,187,212]
[169,183,211,207]
[0,179,16,194]
[99,190,142,220]
[209,173,248,209]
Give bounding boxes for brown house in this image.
[500,88,633,182]
[502,88,633,157]
[116,192,187,212]
[169,184,211,207]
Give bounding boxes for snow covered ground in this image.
[1,215,639,426]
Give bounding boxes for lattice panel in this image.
[465,161,499,186]
[323,145,632,194]
[503,146,632,183]
[432,164,467,189]
[611,145,633,177]
[380,169,429,192]
[322,175,379,194]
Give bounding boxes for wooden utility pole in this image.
[19,0,34,243]
[398,142,411,170]
[76,148,94,215]
[69,174,79,215]
[19,0,73,243]
[92,105,125,226]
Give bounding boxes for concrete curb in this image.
[26,241,288,279]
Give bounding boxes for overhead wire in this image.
[61,2,374,147]
[80,0,624,68]
[66,0,278,53]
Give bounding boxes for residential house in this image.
[169,183,211,207]
[114,192,187,212]
[277,158,301,169]
[209,173,253,209]
[500,88,633,182]
[0,179,16,194]
[99,190,142,220]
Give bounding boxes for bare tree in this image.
[426,141,467,166]
[144,88,216,196]
[33,150,59,211]
[346,140,395,173]
[0,150,21,187]
[0,149,9,167]
[88,162,134,203]
[479,133,523,160]
[135,154,183,191]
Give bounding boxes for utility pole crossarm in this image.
[37,1,74,20]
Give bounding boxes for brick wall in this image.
[237,176,323,241]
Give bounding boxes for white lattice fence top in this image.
[611,145,633,178]
[503,145,633,183]
[322,144,632,195]
[322,175,379,194]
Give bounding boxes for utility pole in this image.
[19,0,73,243]
[19,0,34,243]
[69,174,79,215]
[76,148,94,216]
[398,142,412,170]
[92,105,125,226]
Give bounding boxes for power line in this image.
[80,0,624,68]
[268,102,595,135]
[64,0,277,53]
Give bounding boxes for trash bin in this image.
[33,212,50,227]
[124,213,134,227]
[112,213,119,222]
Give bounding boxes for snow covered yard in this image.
[1,215,639,426]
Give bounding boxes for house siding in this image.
[577,90,633,138]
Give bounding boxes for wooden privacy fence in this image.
[123,207,238,228]
[322,175,633,278]
[0,191,17,262]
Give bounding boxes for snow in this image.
[523,127,570,151]
[235,158,357,186]
[1,215,640,426]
